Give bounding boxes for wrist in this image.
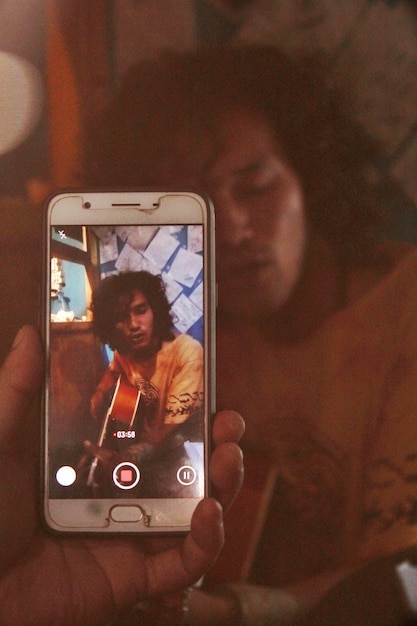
[212,583,303,626]
[185,586,241,625]
[129,442,154,464]
[132,587,191,626]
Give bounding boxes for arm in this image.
[130,336,204,456]
[163,335,204,426]
[186,556,415,626]
[90,367,118,420]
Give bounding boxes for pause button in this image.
[177,465,197,486]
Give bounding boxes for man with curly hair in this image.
[88,270,204,496]
[86,46,417,623]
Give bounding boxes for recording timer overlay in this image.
[114,430,136,439]
[49,223,206,499]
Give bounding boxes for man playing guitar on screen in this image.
[85,270,204,497]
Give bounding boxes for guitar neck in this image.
[205,454,279,585]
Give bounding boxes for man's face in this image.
[114,289,155,357]
[201,109,307,318]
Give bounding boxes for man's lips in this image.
[221,251,274,278]
[130,332,145,344]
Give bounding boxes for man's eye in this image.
[239,181,270,197]
[236,177,276,201]
[133,305,147,315]
[235,163,282,200]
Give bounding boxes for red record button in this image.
[113,462,140,490]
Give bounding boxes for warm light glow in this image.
[0,51,44,156]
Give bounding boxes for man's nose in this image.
[214,194,253,248]
[129,313,140,329]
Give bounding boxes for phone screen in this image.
[45,216,211,530]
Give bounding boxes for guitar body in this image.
[108,375,141,428]
[87,375,141,487]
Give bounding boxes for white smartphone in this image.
[42,190,215,533]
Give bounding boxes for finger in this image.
[83,440,96,455]
[210,442,244,512]
[210,411,245,512]
[180,497,224,578]
[212,410,245,447]
[0,326,43,450]
[144,498,224,596]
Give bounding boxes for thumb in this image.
[0,326,43,448]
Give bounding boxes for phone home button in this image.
[110,505,143,523]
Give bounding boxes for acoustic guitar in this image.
[87,375,141,486]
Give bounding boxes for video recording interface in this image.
[48,223,206,500]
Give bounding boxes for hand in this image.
[0,326,244,625]
[79,440,123,493]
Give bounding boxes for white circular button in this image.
[177,465,197,486]
[56,465,77,487]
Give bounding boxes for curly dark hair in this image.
[86,45,387,266]
[91,271,175,351]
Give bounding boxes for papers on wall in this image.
[171,293,203,334]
